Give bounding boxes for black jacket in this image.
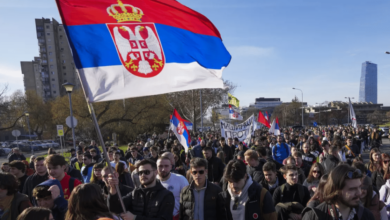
[179,181,226,220]
[67,166,83,183]
[7,153,26,163]
[372,170,385,192]
[260,172,285,196]
[206,156,225,183]
[108,180,174,220]
[247,162,264,183]
[102,183,133,201]
[22,172,49,205]
[302,202,374,220]
[272,183,310,206]
[221,144,233,164]
[220,180,276,220]
[321,155,339,174]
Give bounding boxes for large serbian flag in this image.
[55,0,231,102]
[170,109,191,152]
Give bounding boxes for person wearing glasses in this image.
[372,153,390,193]
[303,163,325,197]
[100,166,133,202]
[220,160,277,220]
[302,165,374,220]
[179,158,227,220]
[80,153,94,183]
[107,159,175,220]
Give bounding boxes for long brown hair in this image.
[369,148,382,172]
[17,207,51,220]
[361,176,373,208]
[65,183,114,220]
[382,153,390,180]
[307,174,328,206]
[307,163,324,183]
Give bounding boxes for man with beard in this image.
[219,137,233,164]
[156,156,189,220]
[23,156,49,205]
[202,147,225,185]
[107,159,175,220]
[302,165,374,220]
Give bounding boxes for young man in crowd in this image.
[107,159,175,220]
[33,179,68,220]
[302,165,374,220]
[81,153,94,183]
[219,137,233,164]
[318,141,330,163]
[101,166,133,200]
[179,158,226,220]
[261,162,285,196]
[202,146,225,184]
[272,136,290,165]
[244,149,265,183]
[345,137,360,162]
[220,159,277,220]
[0,173,31,218]
[7,148,26,163]
[9,161,28,193]
[23,156,49,205]
[227,137,236,157]
[45,154,82,200]
[128,146,143,165]
[110,151,128,169]
[156,156,189,220]
[71,150,84,171]
[272,164,311,220]
[321,145,340,174]
[90,149,102,163]
[291,153,306,184]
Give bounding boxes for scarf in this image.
[227,176,253,220]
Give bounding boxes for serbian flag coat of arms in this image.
[170,109,191,152]
[55,0,231,102]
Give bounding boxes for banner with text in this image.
[220,115,254,144]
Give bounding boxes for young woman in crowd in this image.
[360,176,387,220]
[173,151,186,176]
[307,174,328,208]
[17,207,53,220]
[65,183,122,220]
[303,163,325,197]
[90,163,105,190]
[301,143,317,176]
[307,136,320,157]
[366,148,382,173]
[115,162,133,188]
[372,153,390,192]
[216,151,226,165]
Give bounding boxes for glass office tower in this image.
[359,61,377,104]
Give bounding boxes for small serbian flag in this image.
[229,104,243,120]
[257,111,271,128]
[275,117,281,135]
[170,109,191,152]
[55,0,231,102]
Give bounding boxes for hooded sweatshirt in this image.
[227,175,253,220]
[37,179,68,220]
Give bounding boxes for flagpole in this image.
[88,102,126,213]
[200,90,203,133]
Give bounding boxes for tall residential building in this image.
[21,18,80,100]
[359,61,377,104]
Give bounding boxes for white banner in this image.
[220,115,254,144]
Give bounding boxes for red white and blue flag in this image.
[55,0,231,102]
[229,104,243,120]
[182,119,193,131]
[269,117,281,135]
[170,109,191,152]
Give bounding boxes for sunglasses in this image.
[384,160,390,164]
[312,170,320,174]
[138,170,153,176]
[192,170,205,175]
[346,169,362,179]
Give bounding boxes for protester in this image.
[65,183,119,220]
[101,166,133,201]
[22,156,49,206]
[220,159,277,220]
[359,176,387,220]
[110,151,128,170]
[273,164,310,220]
[0,173,31,220]
[9,161,28,193]
[115,162,133,188]
[244,149,264,183]
[301,143,317,176]
[107,159,175,219]
[261,161,285,196]
[90,163,105,189]
[149,146,159,163]
[127,146,143,165]
[179,158,226,220]
[1,162,10,173]
[45,154,82,200]
[32,179,68,220]
[90,149,102,163]
[64,164,83,183]
[202,146,225,184]
[71,151,84,171]
[288,154,306,185]
[303,163,324,197]
[272,136,290,165]
[8,148,26,163]
[372,153,390,192]
[318,141,330,163]
[219,137,233,164]
[306,174,328,208]
[16,207,52,220]
[81,153,94,183]
[302,165,374,220]
[321,145,340,174]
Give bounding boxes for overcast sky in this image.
[0,0,389,106]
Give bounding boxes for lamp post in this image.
[24,111,33,155]
[345,97,354,124]
[62,82,76,150]
[293,88,304,126]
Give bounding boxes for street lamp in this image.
[24,111,33,155]
[62,82,76,150]
[293,88,304,126]
[345,97,354,124]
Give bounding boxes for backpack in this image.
[259,187,277,220]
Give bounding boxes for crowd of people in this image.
[0,125,388,220]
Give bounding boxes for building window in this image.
[46,25,49,29]
[48,46,52,49]
[63,66,66,70]
[64,80,67,83]
[49,52,52,55]
[50,65,53,69]
[51,71,55,75]
[63,72,66,75]
[48,39,51,42]
[63,60,65,64]
[59,28,62,31]
[52,78,55,81]
[47,33,50,36]
[53,91,56,94]
[50,59,53,62]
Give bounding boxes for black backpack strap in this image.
[69,177,75,194]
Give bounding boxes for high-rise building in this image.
[359,61,377,104]
[21,18,80,100]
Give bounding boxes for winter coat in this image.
[302,202,374,220]
[372,170,386,193]
[37,179,68,220]
[321,155,339,174]
[206,156,225,183]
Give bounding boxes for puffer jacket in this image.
[179,181,226,220]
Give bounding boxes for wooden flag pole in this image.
[88,102,126,213]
